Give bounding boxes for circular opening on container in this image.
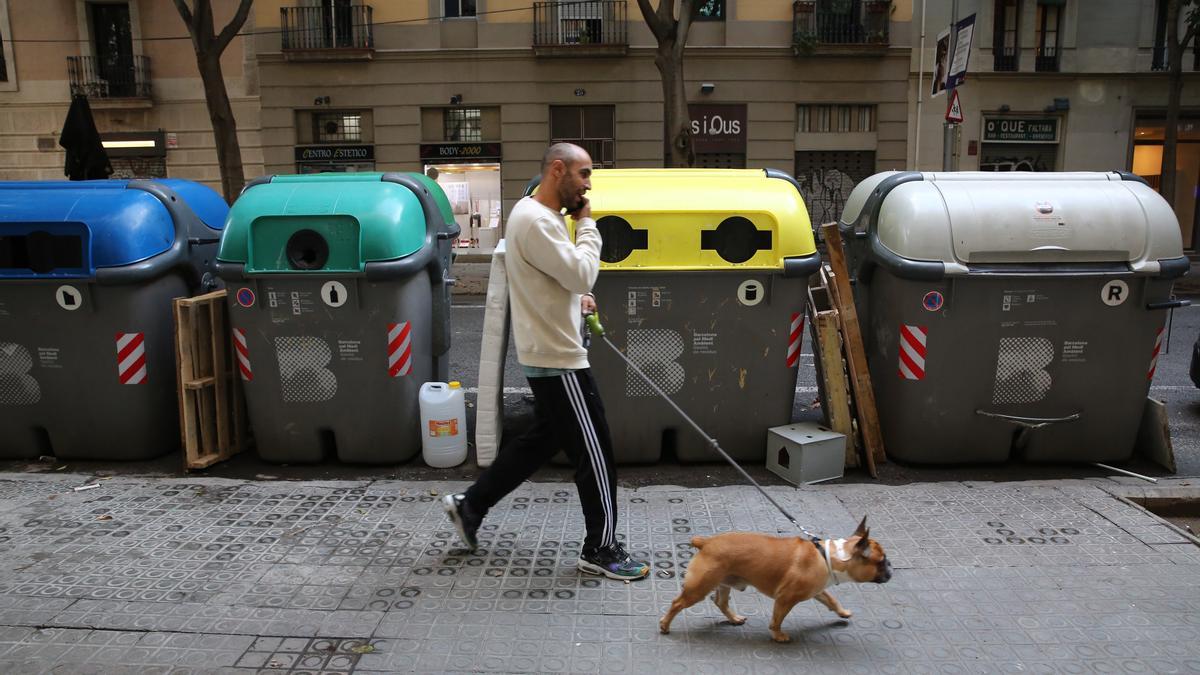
[285,229,329,270]
[710,216,762,264]
[596,215,644,264]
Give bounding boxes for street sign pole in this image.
[942,0,959,171]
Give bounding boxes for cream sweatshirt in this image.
[504,196,601,370]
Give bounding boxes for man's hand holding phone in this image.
[565,196,591,221]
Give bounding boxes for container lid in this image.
[448,381,461,389]
[848,172,1184,275]
[0,179,226,276]
[562,169,816,271]
[217,173,455,273]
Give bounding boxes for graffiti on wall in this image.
[796,167,860,226]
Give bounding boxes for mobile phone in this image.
[565,198,585,217]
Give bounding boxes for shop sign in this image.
[420,143,502,161]
[982,118,1060,143]
[688,104,747,154]
[294,145,375,162]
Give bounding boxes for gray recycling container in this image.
[527,169,821,463]
[840,171,1189,464]
[215,173,458,464]
[0,179,228,460]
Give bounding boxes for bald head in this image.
[542,143,588,175]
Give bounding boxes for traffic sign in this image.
[946,89,964,124]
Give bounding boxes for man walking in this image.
[443,143,649,581]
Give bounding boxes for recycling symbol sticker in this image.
[321,281,349,308]
[737,280,765,307]
[56,285,83,311]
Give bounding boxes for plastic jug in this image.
[419,381,468,468]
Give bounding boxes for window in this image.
[444,107,482,142]
[1151,0,1199,71]
[444,0,476,18]
[0,24,7,82]
[91,2,137,96]
[696,0,724,21]
[1035,0,1061,72]
[993,0,1020,72]
[550,105,616,167]
[313,112,363,143]
[797,104,876,133]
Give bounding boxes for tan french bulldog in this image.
[659,517,892,643]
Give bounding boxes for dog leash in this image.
[585,313,824,542]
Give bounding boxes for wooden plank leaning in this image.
[820,223,886,473]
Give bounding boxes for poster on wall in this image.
[931,27,951,97]
[945,14,976,90]
[442,180,471,215]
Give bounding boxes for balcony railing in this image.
[1152,45,1200,71]
[533,0,627,56]
[67,55,151,99]
[282,5,374,59]
[993,47,1018,72]
[793,0,891,55]
[1035,45,1059,72]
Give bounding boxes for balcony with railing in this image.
[1035,45,1059,72]
[281,5,374,61]
[1152,45,1200,71]
[67,55,151,101]
[993,47,1018,72]
[533,0,627,57]
[793,0,891,56]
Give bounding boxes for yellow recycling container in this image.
[529,168,819,463]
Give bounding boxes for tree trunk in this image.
[637,0,698,168]
[197,52,245,202]
[1162,0,1183,207]
[656,45,694,167]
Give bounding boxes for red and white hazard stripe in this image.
[115,332,147,385]
[232,328,252,381]
[898,324,927,381]
[1147,326,1164,380]
[388,322,412,377]
[786,312,804,368]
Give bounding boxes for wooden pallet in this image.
[174,290,248,470]
[807,278,859,469]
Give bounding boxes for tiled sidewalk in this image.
[0,474,1196,673]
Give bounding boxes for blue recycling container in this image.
[0,179,227,460]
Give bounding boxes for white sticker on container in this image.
[321,281,348,308]
[1101,280,1129,307]
[56,285,82,311]
[737,280,764,307]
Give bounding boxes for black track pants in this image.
[464,369,618,553]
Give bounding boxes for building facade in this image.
[909,0,1200,249]
[251,0,915,252]
[0,0,263,191]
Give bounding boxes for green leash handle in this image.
[585,313,605,338]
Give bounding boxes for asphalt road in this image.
[5,294,1198,487]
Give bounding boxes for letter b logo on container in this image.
[275,336,337,402]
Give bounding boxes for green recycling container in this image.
[216,173,459,464]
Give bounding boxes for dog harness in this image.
[817,538,855,588]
